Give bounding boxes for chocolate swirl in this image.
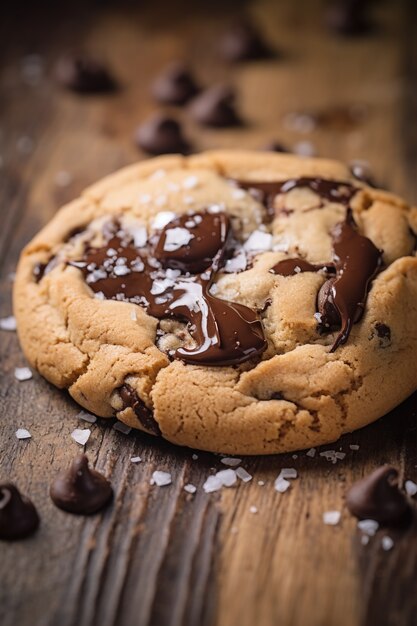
[237,176,357,218]
[71,210,267,367]
[255,178,382,350]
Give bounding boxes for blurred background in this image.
[1,3,417,625]
[1,1,416,263]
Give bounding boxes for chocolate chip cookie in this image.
[14,151,417,454]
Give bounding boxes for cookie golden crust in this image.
[14,151,417,454]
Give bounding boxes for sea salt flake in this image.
[113,265,130,276]
[224,251,247,273]
[203,475,223,493]
[192,453,198,460]
[151,278,174,295]
[54,170,72,187]
[319,450,343,464]
[216,469,237,487]
[164,227,194,252]
[381,536,394,551]
[323,510,341,526]
[405,480,417,496]
[231,188,246,200]
[236,467,252,482]
[279,468,297,479]
[183,175,199,189]
[0,316,17,331]
[244,230,273,252]
[15,428,31,440]
[294,140,316,157]
[306,448,316,458]
[14,367,32,381]
[152,471,172,487]
[95,291,105,300]
[130,456,142,463]
[221,457,242,467]
[349,444,360,451]
[314,312,322,323]
[152,211,176,230]
[150,168,166,180]
[113,422,132,435]
[274,476,291,493]
[132,226,147,248]
[77,410,97,424]
[358,519,379,536]
[361,534,370,545]
[249,506,258,514]
[130,308,137,321]
[71,428,91,446]
[184,483,197,494]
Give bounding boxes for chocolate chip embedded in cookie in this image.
[13,150,417,454]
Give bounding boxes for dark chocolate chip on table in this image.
[0,483,40,540]
[219,19,273,61]
[152,61,199,105]
[346,465,412,525]
[261,141,289,153]
[188,84,241,127]
[134,114,191,155]
[54,55,117,93]
[50,454,113,515]
[325,0,373,36]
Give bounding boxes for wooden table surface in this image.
[1,1,416,625]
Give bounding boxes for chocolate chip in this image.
[262,141,289,153]
[317,278,341,329]
[50,454,113,515]
[33,256,59,282]
[219,19,273,61]
[270,392,284,400]
[0,483,39,540]
[152,61,199,105]
[346,466,411,525]
[134,114,191,155]
[188,85,241,127]
[119,384,161,435]
[325,0,372,36]
[375,323,391,340]
[54,55,117,93]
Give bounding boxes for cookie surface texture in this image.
[14,151,417,454]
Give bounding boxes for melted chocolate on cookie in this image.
[119,384,160,435]
[237,176,356,218]
[250,178,382,350]
[71,176,382,363]
[71,210,267,367]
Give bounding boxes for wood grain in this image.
[0,1,416,626]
